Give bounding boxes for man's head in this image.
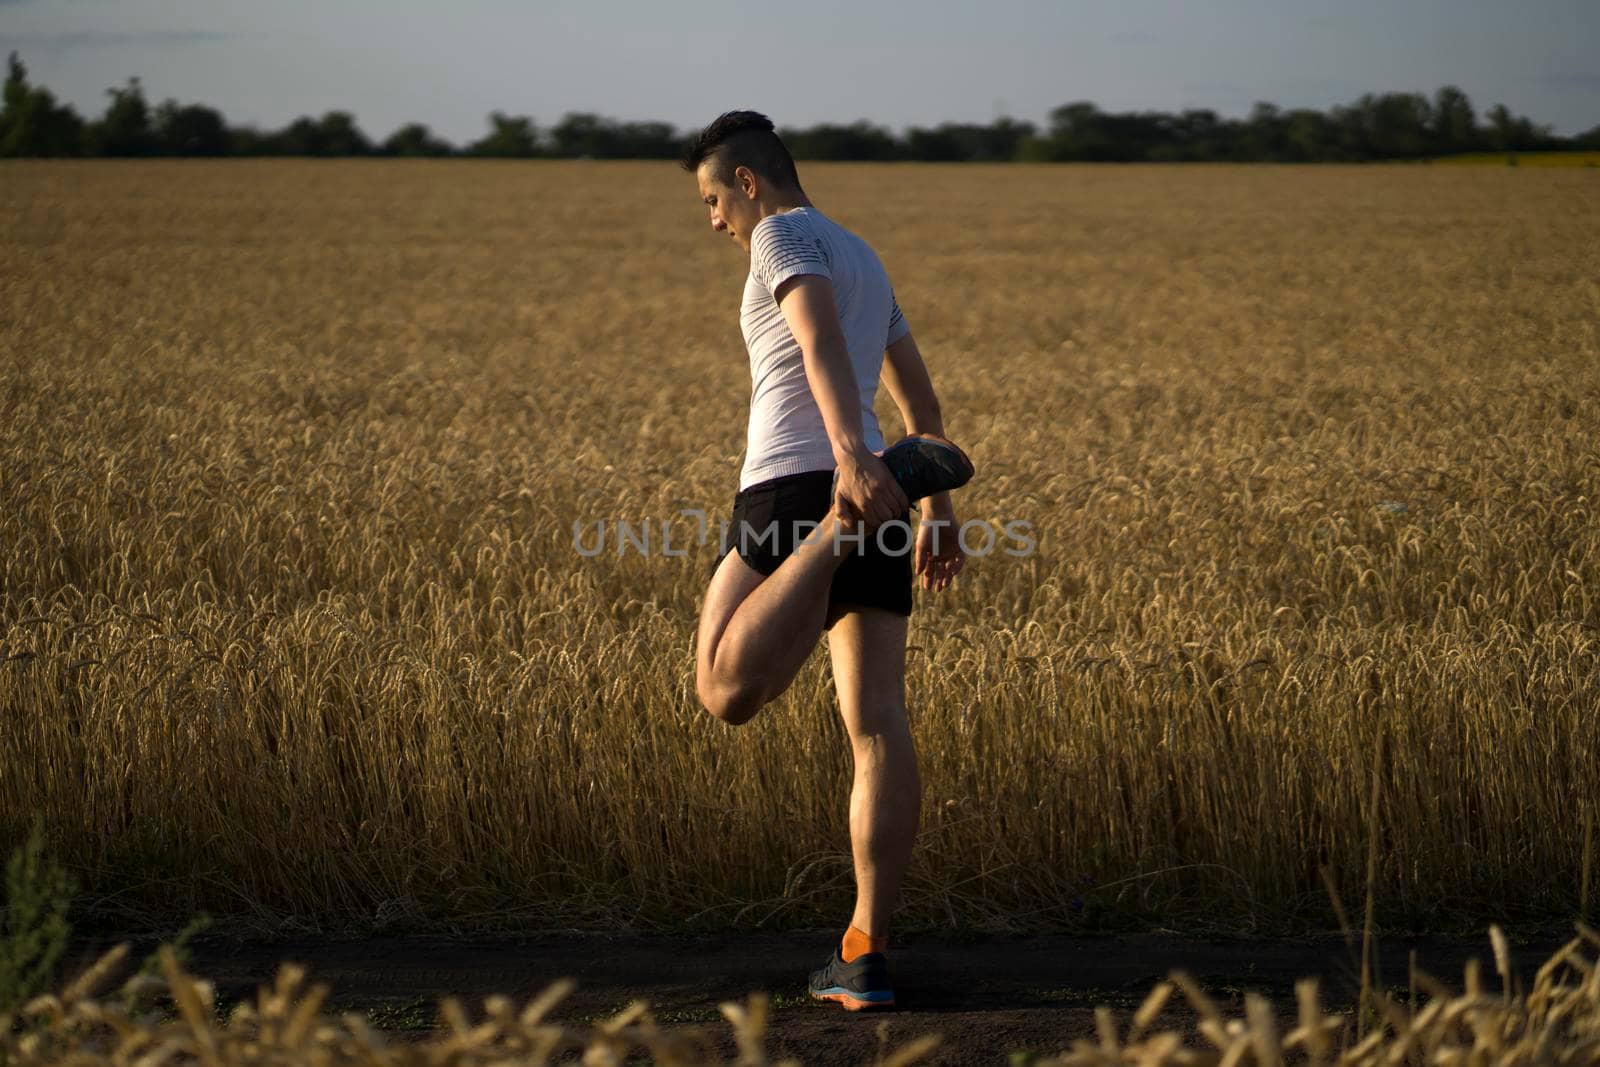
[681,110,804,252]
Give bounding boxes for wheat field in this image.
[1,161,1597,932]
[1434,152,1600,167]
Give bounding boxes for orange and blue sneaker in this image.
[808,947,896,1011]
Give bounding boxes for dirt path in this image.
[67,929,1569,1065]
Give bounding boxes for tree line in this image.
[3,53,1596,162]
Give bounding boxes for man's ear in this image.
[735,165,759,199]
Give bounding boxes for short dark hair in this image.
[680,110,802,191]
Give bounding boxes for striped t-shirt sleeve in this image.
[887,290,910,345]
[750,214,831,295]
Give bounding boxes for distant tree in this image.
[314,111,370,155]
[155,100,230,155]
[272,111,371,156]
[1166,109,1229,160]
[1037,102,1183,161]
[1371,92,1433,157]
[274,117,319,155]
[227,125,279,155]
[546,111,591,156]
[906,118,1035,162]
[987,118,1039,160]
[905,125,966,162]
[2,52,25,116]
[1484,104,1515,151]
[544,113,678,158]
[781,120,902,161]
[1327,92,1437,159]
[613,120,680,158]
[1574,123,1600,150]
[1283,109,1343,161]
[1431,86,1478,154]
[0,52,85,156]
[1484,103,1550,152]
[550,112,615,157]
[89,77,157,156]
[1237,101,1287,160]
[381,122,453,157]
[1043,102,1192,161]
[1037,101,1104,160]
[469,111,539,157]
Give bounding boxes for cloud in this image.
[1109,31,1160,46]
[0,29,238,51]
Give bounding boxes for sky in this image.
[1,0,1596,143]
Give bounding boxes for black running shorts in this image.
[716,469,914,619]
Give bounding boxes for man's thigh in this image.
[824,606,909,735]
[695,547,766,679]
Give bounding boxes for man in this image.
[682,110,973,1012]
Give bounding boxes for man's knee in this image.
[696,671,765,727]
[846,700,912,745]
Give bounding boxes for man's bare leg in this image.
[824,606,919,940]
[695,501,862,725]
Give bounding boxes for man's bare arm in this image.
[880,330,945,438]
[881,328,964,589]
[776,274,908,527]
[776,274,869,462]
[881,330,956,513]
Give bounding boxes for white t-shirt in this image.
[737,206,910,491]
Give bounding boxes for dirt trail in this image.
[67,929,1568,1065]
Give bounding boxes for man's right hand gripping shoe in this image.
[808,947,896,1011]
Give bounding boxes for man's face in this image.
[696,160,760,254]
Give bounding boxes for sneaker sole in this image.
[810,987,896,1011]
[828,433,975,513]
[881,433,975,500]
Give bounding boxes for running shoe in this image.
[808,947,896,1011]
[876,433,975,502]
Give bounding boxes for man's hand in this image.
[913,492,964,592]
[834,447,910,531]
